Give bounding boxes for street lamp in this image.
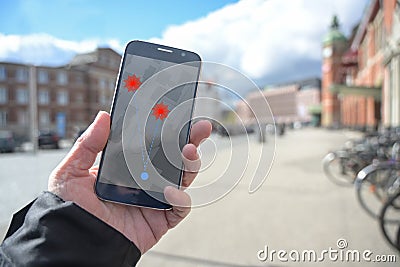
[29,65,38,153]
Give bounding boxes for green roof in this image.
[323,15,347,45]
[323,29,347,45]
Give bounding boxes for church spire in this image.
[330,15,340,30]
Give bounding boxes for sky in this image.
[0,0,369,87]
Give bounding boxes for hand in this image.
[48,111,212,253]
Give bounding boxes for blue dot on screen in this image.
[141,172,149,180]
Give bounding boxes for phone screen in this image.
[96,41,200,208]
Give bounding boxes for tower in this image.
[321,15,348,128]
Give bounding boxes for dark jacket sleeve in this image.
[0,191,141,267]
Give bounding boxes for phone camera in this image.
[181,52,186,57]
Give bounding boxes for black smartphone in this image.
[95,40,201,209]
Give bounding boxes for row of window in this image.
[0,87,75,106]
[0,66,82,85]
[0,110,80,127]
[0,66,117,90]
[0,110,32,127]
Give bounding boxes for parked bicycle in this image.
[355,142,400,220]
[323,128,400,253]
[322,132,394,186]
[379,190,400,252]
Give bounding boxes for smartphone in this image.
[95,40,201,209]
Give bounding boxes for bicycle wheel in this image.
[379,190,400,252]
[322,151,355,187]
[356,163,400,220]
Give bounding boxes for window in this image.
[99,78,106,89]
[99,93,108,105]
[57,90,68,105]
[17,110,28,125]
[75,93,84,104]
[111,59,119,68]
[76,112,84,123]
[39,110,50,126]
[0,88,7,104]
[16,88,28,104]
[16,67,28,82]
[76,74,84,85]
[109,80,115,91]
[99,55,107,65]
[38,90,50,105]
[345,74,353,86]
[38,69,49,84]
[0,111,7,127]
[57,71,68,85]
[0,66,6,80]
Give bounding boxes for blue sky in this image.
[0,0,368,85]
[0,0,238,42]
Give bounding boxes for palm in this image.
[48,112,211,254]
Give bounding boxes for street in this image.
[0,128,398,266]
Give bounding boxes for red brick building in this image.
[0,48,121,140]
[322,0,400,130]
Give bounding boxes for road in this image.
[0,128,398,266]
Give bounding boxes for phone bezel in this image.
[95,40,201,210]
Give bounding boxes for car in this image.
[38,131,60,149]
[0,130,16,153]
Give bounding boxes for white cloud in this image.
[0,0,367,83]
[150,0,368,84]
[0,33,124,66]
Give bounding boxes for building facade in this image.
[0,48,121,140]
[322,0,400,130]
[383,0,400,127]
[237,78,321,126]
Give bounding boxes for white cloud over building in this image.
[0,0,367,84]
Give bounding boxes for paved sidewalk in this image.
[0,128,398,266]
[138,128,398,266]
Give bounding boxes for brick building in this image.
[0,48,121,140]
[237,78,321,126]
[322,0,400,130]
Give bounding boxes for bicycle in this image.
[355,143,400,220]
[379,190,400,252]
[355,161,400,220]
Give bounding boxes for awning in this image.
[308,104,322,114]
[330,84,381,100]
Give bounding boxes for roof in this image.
[263,77,321,91]
[323,29,347,45]
[69,51,97,66]
[68,47,121,66]
[323,15,347,45]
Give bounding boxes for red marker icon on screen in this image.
[151,102,170,120]
[124,74,142,92]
